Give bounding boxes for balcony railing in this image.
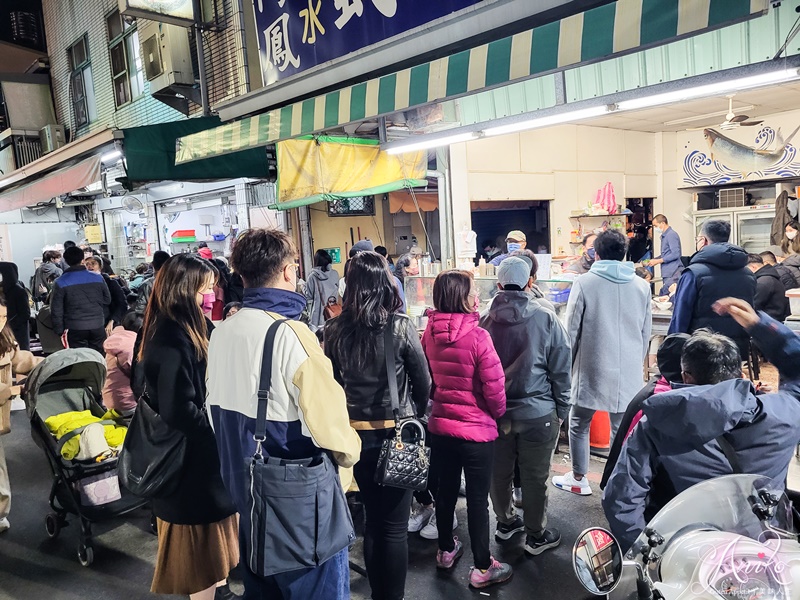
[0,129,43,175]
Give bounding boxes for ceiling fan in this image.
[689,96,763,131]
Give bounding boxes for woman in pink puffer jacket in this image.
[421,270,510,589]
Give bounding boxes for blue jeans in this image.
[240,546,349,600]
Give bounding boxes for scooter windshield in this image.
[627,474,795,561]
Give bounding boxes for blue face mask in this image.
[507,242,522,253]
[587,248,596,260]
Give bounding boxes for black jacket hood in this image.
[690,243,748,271]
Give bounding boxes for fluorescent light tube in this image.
[482,106,610,137]
[617,69,800,112]
[100,150,122,163]
[386,132,479,155]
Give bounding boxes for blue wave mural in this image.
[682,126,800,186]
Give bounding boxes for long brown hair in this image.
[0,299,17,356]
[433,270,474,314]
[138,254,215,362]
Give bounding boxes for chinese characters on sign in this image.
[253,0,484,85]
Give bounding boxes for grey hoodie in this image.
[480,290,571,421]
[304,266,340,331]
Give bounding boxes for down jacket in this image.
[603,312,800,551]
[782,254,800,288]
[422,311,506,442]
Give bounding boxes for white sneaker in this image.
[552,471,593,496]
[408,503,435,533]
[10,397,24,412]
[0,518,9,533]
[420,512,457,540]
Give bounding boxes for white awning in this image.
[0,155,101,211]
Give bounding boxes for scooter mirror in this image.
[573,527,624,595]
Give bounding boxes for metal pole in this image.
[193,0,211,116]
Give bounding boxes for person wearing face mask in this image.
[137,254,238,600]
[565,233,598,275]
[489,231,527,267]
[668,219,756,358]
[647,215,683,295]
[782,221,800,256]
[421,270,510,587]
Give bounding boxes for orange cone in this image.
[590,411,611,450]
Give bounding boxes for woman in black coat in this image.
[0,262,30,351]
[138,254,237,599]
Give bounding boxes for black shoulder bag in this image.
[374,317,431,491]
[118,387,187,498]
[245,318,355,577]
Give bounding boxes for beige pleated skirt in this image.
[151,514,239,595]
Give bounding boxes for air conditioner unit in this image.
[138,19,194,93]
[39,124,65,154]
[719,187,746,208]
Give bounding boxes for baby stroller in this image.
[25,348,150,566]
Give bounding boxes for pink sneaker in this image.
[436,537,464,570]
[469,558,513,588]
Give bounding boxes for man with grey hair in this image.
[480,257,571,557]
[668,219,755,356]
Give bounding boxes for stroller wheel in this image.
[45,513,61,539]
[78,544,94,567]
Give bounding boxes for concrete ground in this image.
[0,409,607,600]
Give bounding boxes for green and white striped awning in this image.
[175,0,768,164]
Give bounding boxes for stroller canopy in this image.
[26,349,106,419]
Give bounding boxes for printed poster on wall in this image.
[252,0,485,86]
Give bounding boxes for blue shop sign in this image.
[252,0,485,85]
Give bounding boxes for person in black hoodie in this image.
[0,263,31,351]
[668,219,756,356]
[760,250,798,291]
[747,253,790,322]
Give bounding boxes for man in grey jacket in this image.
[553,229,651,497]
[480,257,571,556]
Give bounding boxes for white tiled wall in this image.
[41,0,250,139]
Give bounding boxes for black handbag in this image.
[374,317,431,491]
[244,318,355,577]
[118,389,187,499]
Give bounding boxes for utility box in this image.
[39,124,65,154]
[138,19,194,92]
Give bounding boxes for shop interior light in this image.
[482,105,611,137]
[100,150,122,163]
[616,69,800,112]
[385,131,480,155]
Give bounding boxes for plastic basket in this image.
[172,236,196,243]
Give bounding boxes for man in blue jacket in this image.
[668,219,755,357]
[649,214,682,295]
[603,297,800,551]
[50,246,110,354]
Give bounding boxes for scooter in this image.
[573,474,800,600]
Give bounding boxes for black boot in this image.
[214,584,242,600]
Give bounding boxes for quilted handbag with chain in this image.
[374,316,430,491]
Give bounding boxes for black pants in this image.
[67,328,106,355]
[430,433,494,570]
[353,429,413,600]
